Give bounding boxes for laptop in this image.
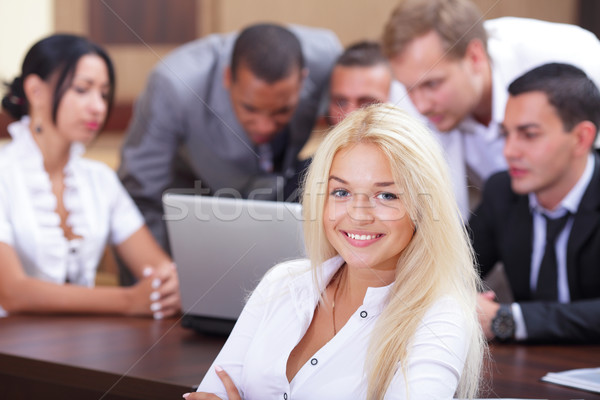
[163,193,305,335]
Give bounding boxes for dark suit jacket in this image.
[469,153,600,343]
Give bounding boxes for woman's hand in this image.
[183,366,242,400]
[150,262,181,318]
[126,263,181,318]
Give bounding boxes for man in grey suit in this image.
[118,24,341,258]
[471,63,600,343]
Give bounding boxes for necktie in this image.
[257,144,273,173]
[535,212,570,300]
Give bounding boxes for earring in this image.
[34,123,42,134]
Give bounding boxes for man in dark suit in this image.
[470,63,600,343]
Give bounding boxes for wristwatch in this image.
[491,304,515,342]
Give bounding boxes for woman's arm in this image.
[185,366,242,400]
[113,225,181,317]
[0,241,160,316]
[194,264,286,399]
[385,298,472,399]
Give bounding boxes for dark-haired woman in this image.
[0,34,180,318]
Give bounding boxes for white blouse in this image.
[0,117,144,315]
[197,256,470,399]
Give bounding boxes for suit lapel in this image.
[567,154,600,299]
[503,195,534,300]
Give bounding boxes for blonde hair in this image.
[301,104,484,399]
[382,0,487,60]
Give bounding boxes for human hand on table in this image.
[128,262,181,319]
[183,366,242,400]
[478,290,501,340]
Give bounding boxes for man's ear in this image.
[571,120,597,156]
[223,66,232,89]
[23,74,46,108]
[464,38,488,73]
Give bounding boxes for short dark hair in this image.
[335,41,389,68]
[230,23,304,83]
[2,34,115,122]
[508,63,600,134]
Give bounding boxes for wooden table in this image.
[0,314,225,399]
[0,314,599,399]
[484,343,600,399]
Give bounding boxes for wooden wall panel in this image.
[47,0,581,134]
[472,0,577,24]
[108,45,173,102]
[54,0,88,35]
[580,0,600,39]
[88,0,197,44]
[217,0,401,45]
[216,0,579,46]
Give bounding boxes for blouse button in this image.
[283,393,288,400]
[360,310,368,318]
[310,358,318,366]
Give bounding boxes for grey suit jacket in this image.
[118,26,341,251]
[469,153,600,343]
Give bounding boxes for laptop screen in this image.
[163,193,305,335]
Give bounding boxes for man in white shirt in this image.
[469,63,600,343]
[382,0,600,218]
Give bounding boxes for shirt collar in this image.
[529,152,595,215]
[289,255,393,317]
[8,116,86,162]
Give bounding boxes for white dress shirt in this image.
[197,256,471,399]
[433,17,600,219]
[0,117,144,316]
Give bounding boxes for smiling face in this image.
[55,54,110,144]
[226,64,303,145]
[389,30,484,132]
[323,142,415,277]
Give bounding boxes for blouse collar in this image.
[7,116,86,166]
[289,255,394,317]
[7,116,91,285]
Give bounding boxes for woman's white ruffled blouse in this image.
[0,117,144,308]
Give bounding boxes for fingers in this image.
[155,262,177,282]
[480,290,497,301]
[215,365,242,400]
[477,294,500,340]
[140,263,181,318]
[180,367,239,400]
[183,392,222,399]
[150,292,180,319]
[142,266,154,278]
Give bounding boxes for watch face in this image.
[492,306,515,341]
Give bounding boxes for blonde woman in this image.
[189,104,484,399]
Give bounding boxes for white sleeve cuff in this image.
[511,302,528,341]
